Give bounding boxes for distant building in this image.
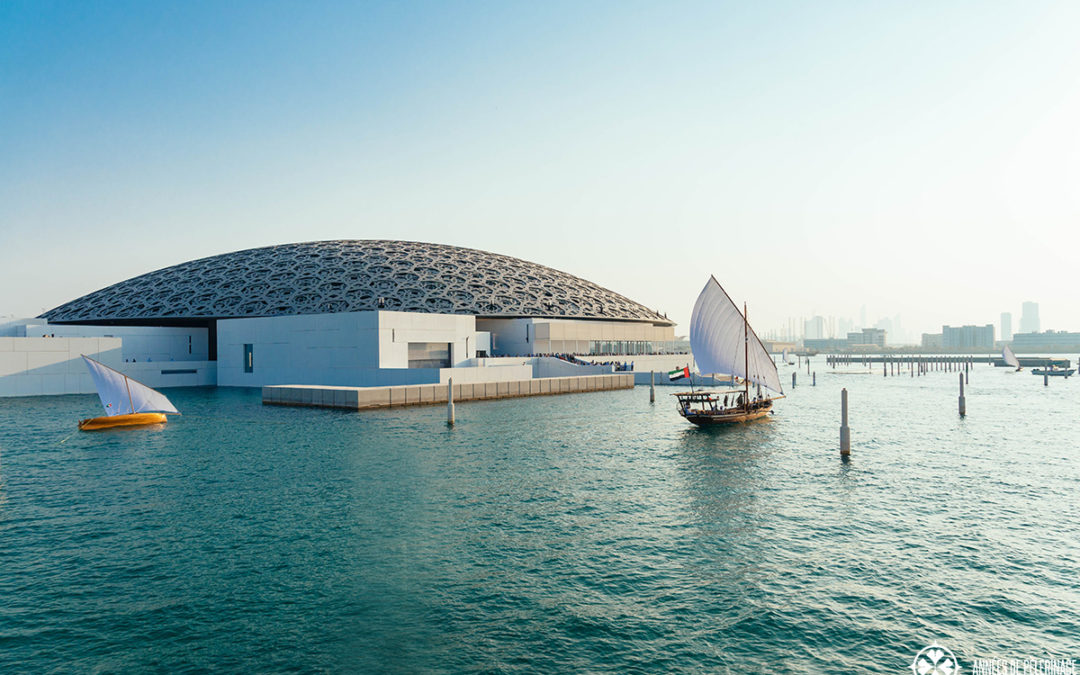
[1020,302,1040,334]
[803,338,849,352]
[1000,312,1012,342]
[942,325,994,350]
[1012,331,1080,351]
[847,328,886,347]
[804,316,826,340]
[922,333,943,349]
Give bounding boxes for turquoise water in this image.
[1,363,1078,673]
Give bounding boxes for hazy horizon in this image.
[3,1,1078,337]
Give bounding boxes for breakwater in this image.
[262,373,634,410]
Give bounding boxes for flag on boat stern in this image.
[668,366,691,381]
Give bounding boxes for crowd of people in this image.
[547,353,634,371]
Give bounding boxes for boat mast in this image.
[124,375,134,415]
[744,301,749,411]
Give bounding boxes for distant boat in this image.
[782,348,794,366]
[1002,345,1021,371]
[78,355,180,430]
[675,277,784,426]
[1031,365,1075,378]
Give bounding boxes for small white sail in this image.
[81,355,180,416]
[782,348,789,363]
[1002,345,1020,369]
[690,277,784,394]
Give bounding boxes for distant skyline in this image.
[3,1,1078,336]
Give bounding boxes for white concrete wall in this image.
[6,321,208,362]
[217,310,494,388]
[217,311,381,387]
[377,311,477,368]
[0,336,216,397]
[122,361,217,389]
[0,337,121,396]
[533,357,612,378]
[437,364,533,384]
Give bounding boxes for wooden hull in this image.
[78,412,168,431]
[679,400,773,426]
[682,408,772,426]
[1032,369,1075,377]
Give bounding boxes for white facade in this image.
[0,321,216,397]
[217,310,528,388]
[2,320,209,362]
[0,337,215,397]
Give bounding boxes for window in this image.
[408,342,451,369]
[244,344,253,373]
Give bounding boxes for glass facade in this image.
[588,340,655,355]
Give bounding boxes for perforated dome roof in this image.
[42,240,671,325]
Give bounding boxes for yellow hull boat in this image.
[78,412,169,431]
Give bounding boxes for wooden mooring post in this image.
[840,388,850,456]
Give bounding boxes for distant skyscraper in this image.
[804,316,825,340]
[1020,302,1040,334]
[838,317,853,337]
[1000,312,1012,342]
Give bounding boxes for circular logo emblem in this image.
[911,643,959,675]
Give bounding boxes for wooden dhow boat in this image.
[78,355,180,430]
[674,276,784,426]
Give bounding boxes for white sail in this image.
[690,277,784,394]
[81,355,180,416]
[782,348,789,363]
[1002,344,1020,369]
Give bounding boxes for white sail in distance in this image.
[689,277,784,394]
[81,355,180,416]
[1002,344,1020,369]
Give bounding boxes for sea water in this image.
[0,362,1077,673]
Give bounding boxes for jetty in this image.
[263,373,634,411]
[825,355,1071,368]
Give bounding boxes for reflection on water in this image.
[0,372,1078,673]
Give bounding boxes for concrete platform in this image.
[262,373,635,410]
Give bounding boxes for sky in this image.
[2,1,1078,341]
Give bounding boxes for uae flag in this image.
[668,366,691,381]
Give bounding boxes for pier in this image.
[262,373,634,411]
[824,355,1070,368]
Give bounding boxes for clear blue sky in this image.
[2,1,1078,339]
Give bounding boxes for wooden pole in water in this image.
[792,372,797,388]
[958,372,966,417]
[650,370,655,403]
[447,378,455,426]
[813,371,816,386]
[840,388,850,456]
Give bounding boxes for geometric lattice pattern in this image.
[42,240,672,325]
